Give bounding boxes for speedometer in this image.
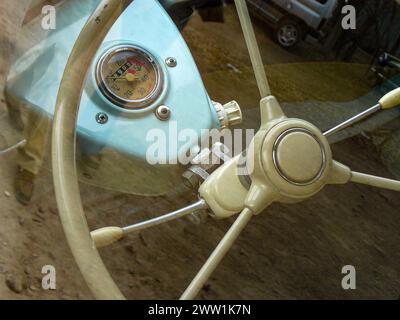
[96,45,163,109]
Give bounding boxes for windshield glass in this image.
[1,0,400,300]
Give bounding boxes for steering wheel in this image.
[52,0,400,300]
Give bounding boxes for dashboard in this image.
[6,0,221,194]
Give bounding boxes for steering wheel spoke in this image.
[349,171,400,192]
[180,207,254,300]
[327,160,400,192]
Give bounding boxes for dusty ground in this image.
[0,2,400,300]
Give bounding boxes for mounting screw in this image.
[155,105,171,121]
[96,112,108,124]
[165,57,177,68]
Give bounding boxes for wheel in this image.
[52,0,400,300]
[275,18,303,48]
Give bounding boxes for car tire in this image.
[275,18,303,49]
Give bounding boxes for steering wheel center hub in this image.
[273,128,325,185]
[258,117,332,199]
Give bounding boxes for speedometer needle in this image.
[106,73,138,82]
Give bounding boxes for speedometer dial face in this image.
[96,45,163,109]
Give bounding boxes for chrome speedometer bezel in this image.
[95,44,164,109]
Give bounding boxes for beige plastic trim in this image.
[379,87,400,109]
[327,161,352,185]
[199,155,249,219]
[91,227,124,249]
[52,0,129,300]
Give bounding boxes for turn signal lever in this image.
[324,87,400,137]
[91,199,208,248]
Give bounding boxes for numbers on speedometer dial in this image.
[96,45,163,109]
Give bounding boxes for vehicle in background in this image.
[246,0,338,48]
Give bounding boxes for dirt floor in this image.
[0,1,400,300]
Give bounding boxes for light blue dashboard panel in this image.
[7,0,220,162]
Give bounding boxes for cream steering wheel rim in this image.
[51,0,400,301]
[52,0,128,299]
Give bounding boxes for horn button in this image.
[258,120,331,199]
[272,128,326,185]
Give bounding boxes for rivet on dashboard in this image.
[96,112,108,124]
[155,105,171,121]
[165,57,177,68]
